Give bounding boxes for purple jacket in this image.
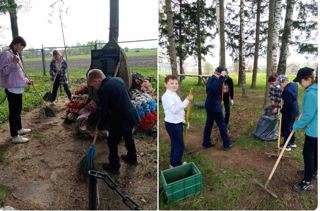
[0,49,29,88]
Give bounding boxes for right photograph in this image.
[158,0,318,209]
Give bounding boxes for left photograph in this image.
[0,0,158,210]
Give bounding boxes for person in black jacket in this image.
[203,66,234,150]
[87,69,140,174]
[276,75,299,151]
[222,70,234,126]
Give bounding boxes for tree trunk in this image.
[7,0,19,38]
[251,0,261,89]
[178,0,185,79]
[165,0,178,76]
[239,0,246,97]
[277,0,295,75]
[237,59,241,87]
[219,0,226,67]
[196,0,202,85]
[271,0,282,72]
[264,0,276,108]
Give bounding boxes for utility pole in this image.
[109,0,119,42]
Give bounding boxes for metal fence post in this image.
[41,45,46,75]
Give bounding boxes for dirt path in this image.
[0,98,157,210]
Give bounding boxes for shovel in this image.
[16,61,55,117]
[43,70,60,102]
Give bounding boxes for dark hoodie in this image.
[281,82,299,118]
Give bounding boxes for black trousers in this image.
[303,135,318,182]
[281,114,296,145]
[107,124,137,170]
[51,74,72,102]
[223,98,230,126]
[5,89,22,137]
[203,111,230,148]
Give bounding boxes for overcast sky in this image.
[0,0,158,49]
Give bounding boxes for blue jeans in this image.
[203,111,230,148]
[165,122,184,167]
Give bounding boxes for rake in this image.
[16,58,55,117]
[254,130,295,198]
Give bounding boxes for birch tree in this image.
[251,0,261,89]
[239,0,246,97]
[264,0,276,108]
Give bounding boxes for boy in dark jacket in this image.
[222,70,234,126]
[87,69,140,174]
[276,75,299,151]
[203,66,233,150]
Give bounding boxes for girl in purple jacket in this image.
[0,36,33,143]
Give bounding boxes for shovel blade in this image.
[43,92,52,102]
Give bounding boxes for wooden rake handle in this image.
[265,130,295,187]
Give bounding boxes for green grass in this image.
[0,65,157,123]
[0,144,9,162]
[159,73,316,210]
[23,48,157,62]
[0,184,6,200]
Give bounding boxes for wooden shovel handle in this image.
[92,129,99,145]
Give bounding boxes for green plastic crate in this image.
[160,162,202,203]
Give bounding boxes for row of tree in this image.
[160,0,317,104]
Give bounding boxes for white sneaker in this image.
[280,146,292,151]
[290,144,297,148]
[182,161,187,165]
[17,128,32,135]
[12,135,29,144]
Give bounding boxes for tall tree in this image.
[218,0,226,67]
[271,0,283,72]
[225,0,268,87]
[251,0,261,89]
[292,0,318,55]
[264,0,276,108]
[196,0,202,84]
[178,0,184,76]
[159,0,198,78]
[190,0,216,84]
[239,0,246,96]
[165,0,178,75]
[277,0,295,75]
[7,0,19,38]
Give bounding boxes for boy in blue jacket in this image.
[203,66,233,150]
[292,67,317,192]
[276,75,299,151]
